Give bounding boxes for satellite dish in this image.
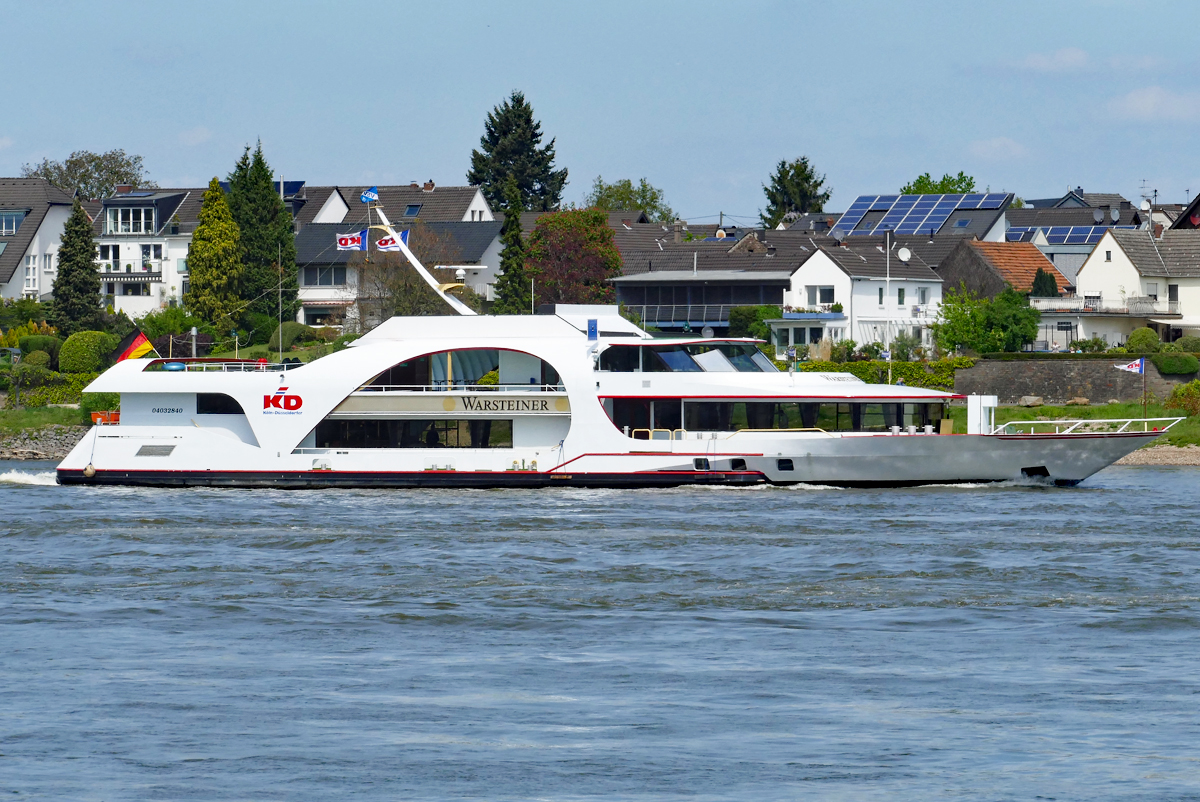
[831,228,846,242]
[897,247,912,263]
[1093,209,1104,223]
[701,326,714,338]
[1111,207,1121,223]
[1141,200,1152,212]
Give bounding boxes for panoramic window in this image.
[367,349,559,389]
[684,343,777,372]
[314,419,513,448]
[0,211,25,235]
[657,401,950,433]
[106,207,155,234]
[303,266,347,286]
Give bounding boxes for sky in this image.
[3,0,1199,226]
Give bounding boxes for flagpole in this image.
[1143,357,1147,429]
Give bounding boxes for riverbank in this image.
[0,424,88,460]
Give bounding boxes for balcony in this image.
[1030,295,1180,316]
[98,260,165,282]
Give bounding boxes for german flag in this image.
[112,330,156,362]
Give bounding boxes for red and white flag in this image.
[336,230,367,251]
[376,230,409,252]
[1114,357,1144,374]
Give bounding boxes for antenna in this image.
[1140,200,1152,212]
[897,247,912,263]
[831,228,845,243]
[1111,207,1121,223]
[1093,209,1104,224]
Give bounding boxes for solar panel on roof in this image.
[833,191,1012,237]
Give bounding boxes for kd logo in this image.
[264,388,303,410]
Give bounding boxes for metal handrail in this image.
[726,427,838,437]
[994,417,1183,435]
[146,359,305,372]
[356,383,565,393]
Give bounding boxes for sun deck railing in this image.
[145,359,305,372]
[356,383,565,393]
[993,417,1183,435]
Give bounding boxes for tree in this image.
[585,176,675,223]
[50,199,102,337]
[184,178,244,330]
[931,284,1039,354]
[759,157,831,229]
[1030,266,1059,298]
[227,142,299,321]
[491,177,531,315]
[1125,327,1162,353]
[467,90,568,212]
[901,172,976,194]
[22,149,157,199]
[525,208,622,306]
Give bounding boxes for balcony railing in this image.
[622,304,734,325]
[1029,295,1180,316]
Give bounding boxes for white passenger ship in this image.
[57,212,1177,488]
[58,304,1178,489]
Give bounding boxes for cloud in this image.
[969,137,1026,160]
[1106,86,1200,121]
[179,126,213,147]
[0,136,12,151]
[1021,47,1088,72]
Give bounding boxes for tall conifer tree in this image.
[227,142,298,319]
[491,178,531,314]
[51,198,102,336]
[184,178,243,329]
[467,91,567,212]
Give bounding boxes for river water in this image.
[2,461,1198,800]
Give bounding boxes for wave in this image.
[0,469,58,486]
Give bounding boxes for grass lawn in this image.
[0,406,88,433]
[947,402,1200,447]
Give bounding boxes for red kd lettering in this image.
[283,395,302,410]
[264,395,283,409]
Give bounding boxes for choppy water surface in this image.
[3,461,1199,800]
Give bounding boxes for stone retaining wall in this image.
[0,425,89,460]
[954,359,1194,403]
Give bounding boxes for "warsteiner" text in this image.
[461,397,550,412]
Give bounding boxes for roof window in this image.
[0,211,26,236]
[404,204,422,217]
[954,218,971,228]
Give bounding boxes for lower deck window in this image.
[678,401,946,432]
[315,419,513,448]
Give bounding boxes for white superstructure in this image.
[58,305,1177,488]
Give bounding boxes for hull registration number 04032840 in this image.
[152,407,184,414]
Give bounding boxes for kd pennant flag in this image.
[336,230,368,250]
[1114,357,1145,374]
[111,330,155,362]
[376,230,409,251]
[360,186,379,203]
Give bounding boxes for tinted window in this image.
[197,393,244,415]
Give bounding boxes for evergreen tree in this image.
[184,178,244,330]
[51,198,102,336]
[1030,266,1059,298]
[491,178,531,314]
[467,91,568,212]
[227,142,298,320]
[760,157,831,229]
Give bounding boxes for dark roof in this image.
[292,185,340,226]
[820,243,940,281]
[964,241,1070,292]
[295,221,501,266]
[91,188,206,237]
[936,207,1006,239]
[1007,207,1141,228]
[336,184,483,226]
[618,249,806,277]
[1026,190,1131,209]
[1109,229,1200,278]
[785,211,841,232]
[1169,193,1200,230]
[0,178,75,284]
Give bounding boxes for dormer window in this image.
[105,206,155,234]
[404,204,422,217]
[0,210,26,235]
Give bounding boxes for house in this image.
[831,192,1013,241]
[90,185,205,317]
[936,240,1071,298]
[1025,187,1133,210]
[1167,191,1200,231]
[0,178,76,301]
[764,240,943,356]
[1003,203,1142,281]
[1033,228,1199,349]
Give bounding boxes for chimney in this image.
[115,184,133,194]
[673,219,682,244]
[423,180,435,192]
[410,182,419,189]
[1154,223,1164,239]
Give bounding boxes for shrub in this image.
[728,306,781,340]
[830,339,859,363]
[798,357,975,391]
[241,312,277,345]
[20,372,98,407]
[332,333,361,352]
[830,302,844,313]
[1069,337,1108,353]
[19,334,62,364]
[314,326,339,343]
[81,391,121,418]
[476,369,499,386]
[1125,327,1161,353]
[1175,335,1200,353]
[1165,380,1200,417]
[268,321,317,351]
[1150,352,1200,375]
[23,350,51,368]
[137,306,211,340]
[59,331,120,373]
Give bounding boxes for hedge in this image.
[794,357,975,391]
[980,352,1199,360]
[59,331,119,373]
[268,322,317,351]
[19,334,62,364]
[1150,352,1200,375]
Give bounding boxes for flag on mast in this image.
[360,186,379,203]
[111,330,155,361]
[336,230,368,250]
[376,230,409,252]
[1114,357,1145,374]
